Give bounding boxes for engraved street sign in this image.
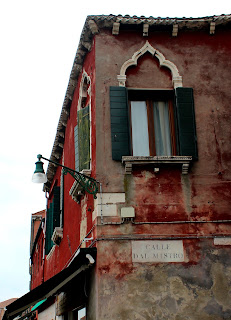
[132,240,185,263]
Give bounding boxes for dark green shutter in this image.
[45,205,52,255]
[175,87,198,160]
[110,86,130,160]
[77,106,90,171]
[74,125,79,171]
[53,186,60,228]
[45,207,49,255]
[45,187,60,255]
[60,171,64,228]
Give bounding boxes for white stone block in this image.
[93,193,126,218]
[214,237,231,246]
[95,193,125,205]
[121,207,135,218]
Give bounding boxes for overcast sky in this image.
[0,0,230,302]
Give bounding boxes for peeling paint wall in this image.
[88,240,231,320]
[90,26,231,319]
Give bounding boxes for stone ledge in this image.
[46,245,55,260]
[69,169,91,203]
[122,156,192,174]
[52,227,63,245]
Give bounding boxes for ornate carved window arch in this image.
[77,70,91,110]
[117,41,183,89]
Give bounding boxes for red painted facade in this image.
[28,15,231,320]
[31,40,97,286]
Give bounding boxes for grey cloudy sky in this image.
[0,0,230,302]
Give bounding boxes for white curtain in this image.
[153,101,172,156]
[131,101,150,156]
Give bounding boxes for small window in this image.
[110,86,198,161]
[75,73,91,173]
[128,90,176,157]
[45,186,60,254]
[74,106,90,172]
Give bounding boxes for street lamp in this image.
[32,154,99,198]
[32,155,47,183]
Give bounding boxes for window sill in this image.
[51,227,63,245]
[46,245,55,260]
[69,169,91,203]
[122,156,192,174]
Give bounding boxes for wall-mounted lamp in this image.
[32,154,99,198]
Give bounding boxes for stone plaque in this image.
[214,237,231,245]
[132,240,185,263]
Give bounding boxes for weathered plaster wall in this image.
[89,240,231,320]
[95,28,231,220]
[31,230,44,290]
[38,303,55,320]
[91,27,231,319]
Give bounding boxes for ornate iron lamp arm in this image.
[39,155,99,198]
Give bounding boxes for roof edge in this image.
[44,13,231,190]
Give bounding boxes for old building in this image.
[29,210,46,289]
[0,299,17,320]
[5,13,231,320]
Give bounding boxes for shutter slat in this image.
[74,125,79,171]
[45,204,53,255]
[78,105,90,170]
[45,187,61,254]
[53,186,60,228]
[110,86,130,160]
[175,87,198,160]
[60,171,64,228]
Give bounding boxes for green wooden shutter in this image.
[175,87,198,160]
[77,106,90,171]
[45,207,49,255]
[45,204,52,255]
[45,187,60,255]
[74,125,79,171]
[53,186,60,228]
[110,86,130,160]
[60,171,64,228]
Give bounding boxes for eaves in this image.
[44,13,231,191]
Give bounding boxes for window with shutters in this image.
[45,186,60,255]
[129,89,176,157]
[74,74,91,173]
[71,72,91,202]
[75,106,90,172]
[110,86,197,174]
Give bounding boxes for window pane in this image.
[77,105,90,170]
[153,101,172,156]
[131,101,150,156]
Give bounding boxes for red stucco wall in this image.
[30,228,44,289]
[86,27,231,319]
[30,23,231,319]
[31,39,97,283]
[95,28,231,220]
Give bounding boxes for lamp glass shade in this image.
[32,172,48,183]
[32,158,47,183]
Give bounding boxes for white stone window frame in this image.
[117,40,183,89]
[70,70,92,202]
[77,70,92,171]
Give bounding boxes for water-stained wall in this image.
[88,239,231,320]
[89,25,231,319]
